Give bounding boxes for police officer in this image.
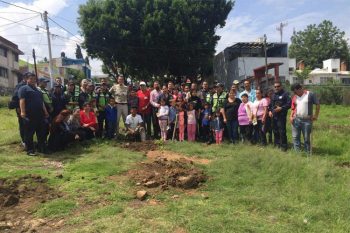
[212,83,227,112]
[18,72,49,156]
[268,81,291,151]
[37,77,53,114]
[64,80,80,110]
[96,83,111,137]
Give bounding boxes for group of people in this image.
[10,71,320,156]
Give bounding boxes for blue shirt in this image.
[240,89,256,102]
[18,84,44,118]
[105,104,117,122]
[201,109,211,126]
[169,106,177,123]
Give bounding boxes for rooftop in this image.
[0,36,24,55]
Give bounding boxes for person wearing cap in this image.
[212,83,227,113]
[137,81,152,138]
[109,75,129,135]
[37,77,53,114]
[9,72,30,146]
[199,81,210,104]
[150,81,162,139]
[239,80,256,102]
[51,83,66,119]
[232,80,241,98]
[18,73,49,155]
[64,80,79,110]
[95,82,112,137]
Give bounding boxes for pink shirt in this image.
[178,111,185,125]
[187,110,196,125]
[252,98,268,120]
[238,102,252,126]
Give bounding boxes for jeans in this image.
[292,117,312,153]
[141,113,152,138]
[23,117,46,153]
[252,120,267,145]
[106,120,116,139]
[240,125,252,143]
[152,107,160,138]
[273,116,288,150]
[226,120,239,143]
[97,111,106,137]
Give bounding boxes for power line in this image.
[0,11,38,14]
[0,15,39,28]
[52,15,76,25]
[0,16,38,31]
[0,0,41,14]
[48,16,83,42]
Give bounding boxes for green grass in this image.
[0,105,350,232]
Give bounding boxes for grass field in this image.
[0,103,350,233]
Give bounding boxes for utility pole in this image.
[264,34,268,81]
[43,11,54,88]
[276,22,288,43]
[32,49,38,80]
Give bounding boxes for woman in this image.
[80,102,98,139]
[222,90,242,144]
[264,89,274,144]
[251,89,268,145]
[238,93,253,143]
[48,110,80,151]
[68,107,86,140]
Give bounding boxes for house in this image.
[213,42,297,89]
[304,59,350,85]
[0,36,24,91]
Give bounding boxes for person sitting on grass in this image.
[48,109,80,152]
[67,107,86,141]
[125,106,146,142]
[80,102,98,140]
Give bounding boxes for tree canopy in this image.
[289,20,350,69]
[78,0,234,80]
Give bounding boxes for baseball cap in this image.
[38,77,50,83]
[140,81,146,86]
[23,72,35,78]
[216,82,224,87]
[233,80,239,85]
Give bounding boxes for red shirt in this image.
[80,110,97,129]
[137,89,151,114]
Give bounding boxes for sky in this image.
[1,0,349,76]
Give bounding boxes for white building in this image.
[0,36,23,90]
[306,59,350,85]
[213,42,297,89]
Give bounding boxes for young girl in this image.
[212,110,225,144]
[177,104,186,142]
[187,102,197,142]
[157,98,169,141]
[238,93,253,143]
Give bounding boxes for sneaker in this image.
[27,151,36,156]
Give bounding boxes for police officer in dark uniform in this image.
[268,81,291,151]
[18,72,49,156]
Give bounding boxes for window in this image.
[309,80,312,84]
[14,54,19,62]
[0,67,8,78]
[0,47,7,57]
[289,67,294,72]
[342,78,350,85]
[320,77,333,84]
[332,68,338,72]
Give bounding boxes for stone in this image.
[136,190,148,201]
[144,180,159,188]
[3,195,19,207]
[177,176,198,189]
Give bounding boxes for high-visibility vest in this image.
[38,87,52,111]
[212,91,227,112]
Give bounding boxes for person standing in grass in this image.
[251,89,268,145]
[177,104,186,142]
[105,98,118,139]
[187,102,197,142]
[269,82,291,151]
[222,90,242,144]
[201,102,212,144]
[290,83,320,153]
[157,98,169,141]
[212,110,225,144]
[238,93,253,143]
[264,89,274,144]
[137,82,152,138]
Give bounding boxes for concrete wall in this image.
[0,50,19,89]
[323,59,340,72]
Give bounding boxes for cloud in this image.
[0,0,103,75]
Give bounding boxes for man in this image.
[51,84,66,118]
[239,80,256,102]
[96,83,111,137]
[64,80,79,110]
[268,81,291,151]
[150,81,162,139]
[158,85,173,105]
[212,83,227,112]
[125,106,146,142]
[137,81,152,138]
[232,80,240,97]
[10,73,29,146]
[37,77,53,115]
[199,81,210,104]
[79,82,94,109]
[290,83,320,153]
[18,73,49,155]
[109,75,128,135]
[167,81,175,95]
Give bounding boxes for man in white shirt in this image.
[150,81,162,139]
[109,75,128,135]
[290,83,320,153]
[239,80,256,102]
[125,107,146,142]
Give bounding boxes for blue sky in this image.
[1,0,349,74]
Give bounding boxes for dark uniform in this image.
[269,89,291,150]
[96,89,112,137]
[11,80,27,143]
[18,84,47,154]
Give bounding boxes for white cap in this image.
[140,81,146,86]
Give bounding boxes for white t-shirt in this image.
[125,114,143,129]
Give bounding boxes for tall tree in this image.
[78,0,233,80]
[75,44,84,59]
[289,20,350,68]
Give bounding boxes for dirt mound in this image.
[0,174,62,232]
[120,141,158,153]
[128,157,207,191]
[147,150,211,165]
[336,161,350,168]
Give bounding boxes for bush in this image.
[0,96,10,108]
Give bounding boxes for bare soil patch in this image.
[0,174,63,232]
[128,157,207,193]
[336,161,350,168]
[147,150,211,165]
[118,140,158,153]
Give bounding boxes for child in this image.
[187,102,197,142]
[212,110,225,144]
[157,98,169,141]
[105,98,117,139]
[177,104,186,142]
[201,102,211,143]
[168,100,177,140]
